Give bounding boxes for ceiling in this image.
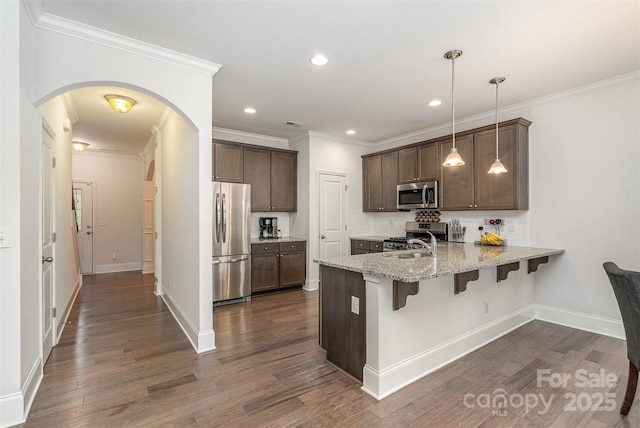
[41,1,639,155]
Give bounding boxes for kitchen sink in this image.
[384,251,433,259]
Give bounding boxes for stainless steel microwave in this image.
[397,181,439,209]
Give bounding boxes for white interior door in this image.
[73,181,94,274]
[42,124,55,362]
[319,173,348,258]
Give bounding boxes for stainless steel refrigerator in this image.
[212,182,251,302]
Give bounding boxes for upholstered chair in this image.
[603,262,640,415]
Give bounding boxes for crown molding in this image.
[24,1,221,76]
[212,127,289,148]
[307,131,373,147]
[374,71,640,148]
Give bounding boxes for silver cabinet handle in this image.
[42,256,54,264]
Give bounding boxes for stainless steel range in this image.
[383,221,448,251]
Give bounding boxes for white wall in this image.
[1,7,218,424]
[72,152,144,273]
[305,133,368,289]
[1,2,28,425]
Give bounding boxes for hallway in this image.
[23,272,639,427]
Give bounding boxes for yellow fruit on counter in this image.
[482,232,504,246]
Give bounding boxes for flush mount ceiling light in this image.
[428,99,442,107]
[442,49,465,167]
[71,141,89,152]
[104,95,136,113]
[488,77,508,175]
[310,54,329,66]
[346,130,356,135]
[243,107,257,114]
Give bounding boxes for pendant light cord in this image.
[451,55,456,149]
[495,80,499,159]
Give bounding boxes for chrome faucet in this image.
[407,232,438,256]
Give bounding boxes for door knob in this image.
[42,256,54,263]
[87,231,91,235]
[320,235,326,239]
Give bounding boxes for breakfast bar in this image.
[316,242,564,400]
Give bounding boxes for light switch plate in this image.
[351,296,360,315]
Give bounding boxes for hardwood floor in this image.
[24,271,639,427]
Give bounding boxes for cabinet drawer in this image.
[369,241,383,252]
[251,243,279,254]
[279,241,306,252]
[352,240,369,250]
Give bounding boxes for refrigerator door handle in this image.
[211,260,222,265]
[222,193,227,243]
[228,256,249,263]
[215,192,221,243]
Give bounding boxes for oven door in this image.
[397,181,438,209]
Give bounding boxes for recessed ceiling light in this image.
[346,130,356,135]
[244,107,256,114]
[310,54,329,66]
[428,99,442,107]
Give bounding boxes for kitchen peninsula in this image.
[316,242,564,399]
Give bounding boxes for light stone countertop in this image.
[251,237,306,245]
[315,242,564,283]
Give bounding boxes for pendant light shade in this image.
[443,49,465,167]
[488,77,508,174]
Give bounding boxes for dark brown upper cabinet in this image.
[363,151,398,212]
[244,147,297,212]
[398,142,440,184]
[212,141,244,182]
[440,118,530,211]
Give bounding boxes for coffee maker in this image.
[259,217,278,239]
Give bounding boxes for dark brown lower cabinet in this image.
[320,265,366,381]
[251,241,306,293]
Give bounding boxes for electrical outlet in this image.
[112,252,117,260]
[351,296,360,315]
[483,300,489,314]
[507,222,517,232]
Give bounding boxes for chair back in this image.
[604,262,640,369]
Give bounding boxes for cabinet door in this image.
[280,250,306,287]
[474,125,519,210]
[251,251,280,292]
[418,142,440,181]
[381,151,399,211]
[363,155,383,212]
[398,147,418,183]
[213,142,243,182]
[270,151,297,212]
[244,147,271,211]
[440,134,474,210]
[351,240,369,254]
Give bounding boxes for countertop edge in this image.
[315,244,564,283]
[251,237,306,244]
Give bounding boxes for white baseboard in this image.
[94,261,142,274]
[142,261,155,274]
[56,276,81,340]
[303,278,319,291]
[534,304,625,340]
[362,305,536,400]
[161,289,215,354]
[0,392,24,427]
[21,357,43,424]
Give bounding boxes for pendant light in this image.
[488,77,508,174]
[442,49,465,167]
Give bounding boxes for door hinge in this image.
[345,225,348,231]
[52,307,57,317]
[345,184,349,191]
[52,232,56,242]
[52,157,56,168]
